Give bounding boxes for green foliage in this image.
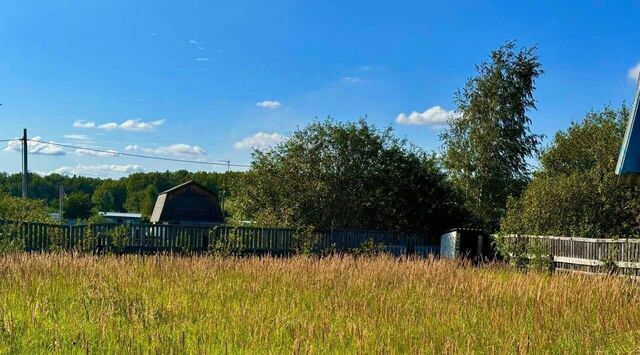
[351,238,386,257]
[124,185,157,219]
[292,225,321,255]
[234,118,470,234]
[209,228,246,256]
[63,192,92,220]
[442,41,543,231]
[0,193,51,253]
[108,225,131,250]
[501,105,640,237]
[493,235,552,272]
[92,180,127,213]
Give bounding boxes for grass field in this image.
[0,254,639,353]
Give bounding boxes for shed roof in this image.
[158,180,213,195]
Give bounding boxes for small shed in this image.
[150,180,224,225]
[440,228,491,260]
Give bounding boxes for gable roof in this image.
[159,180,214,195]
[617,78,640,184]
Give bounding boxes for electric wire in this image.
[26,139,251,168]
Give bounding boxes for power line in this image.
[26,139,251,168]
[0,140,19,152]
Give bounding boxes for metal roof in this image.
[99,212,142,218]
[617,76,640,184]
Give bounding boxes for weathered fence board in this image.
[502,235,640,275]
[0,221,440,256]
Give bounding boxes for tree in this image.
[63,192,92,220]
[441,41,543,231]
[501,105,640,237]
[92,180,127,212]
[124,185,157,218]
[232,118,470,234]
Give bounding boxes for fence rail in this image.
[502,234,640,275]
[0,221,439,256]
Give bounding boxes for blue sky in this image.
[1,0,640,177]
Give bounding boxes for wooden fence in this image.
[0,221,439,256]
[502,235,640,276]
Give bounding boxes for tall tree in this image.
[441,41,543,230]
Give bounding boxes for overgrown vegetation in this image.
[232,118,470,235]
[501,105,640,237]
[0,255,638,353]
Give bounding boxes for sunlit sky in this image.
[1,1,640,178]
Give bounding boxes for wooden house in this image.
[150,180,224,225]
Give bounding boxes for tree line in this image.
[1,40,637,238]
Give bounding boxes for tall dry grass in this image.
[0,254,638,353]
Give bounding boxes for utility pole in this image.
[21,128,28,199]
[219,160,230,221]
[59,185,65,219]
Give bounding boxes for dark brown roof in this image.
[158,180,214,195]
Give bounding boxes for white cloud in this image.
[5,136,65,156]
[49,164,144,178]
[75,148,118,157]
[125,143,206,156]
[234,132,285,150]
[95,119,165,132]
[395,106,457,127]
[188,39,204,50]
[195,57,210,62]
[628,62,640,81]
[73,120,95,129]
[98,122,119,130]
[256,100,281,109]
[64,134,91,141]
[119,119,165,131]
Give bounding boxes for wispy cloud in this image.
[628,62,640,81]
[89,119,165,132]
[195,57,210,62]
[188,39,205,50]
[395,106,457,127]
[125,144,206,156]
[64,134,91,141]
[75,149,118,157]
[5,136,65,156]
[48,164,144,178]
[256,100,281,109]
[73,120,95,129]
[234,132,285,150]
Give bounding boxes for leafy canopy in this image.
[441,40,543,231]
[501,105,640,237]
[232,118,470,234]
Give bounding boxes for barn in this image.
[150,180,224,225]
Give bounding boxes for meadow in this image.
[0,254,638,353]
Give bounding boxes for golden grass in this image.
[0,254,638,353]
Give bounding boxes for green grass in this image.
[0,254,638,353]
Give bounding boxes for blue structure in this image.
[617,78,640,185]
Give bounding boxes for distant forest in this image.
[0,170,245,220]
